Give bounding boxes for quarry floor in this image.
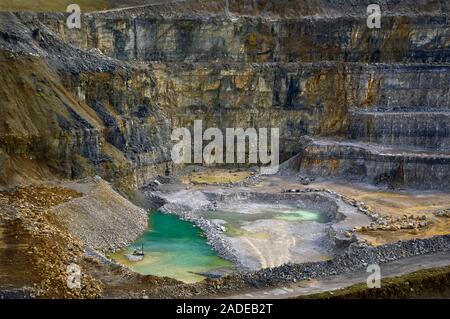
[0,169,449,298]
[181,169,450,247]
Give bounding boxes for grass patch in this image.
[224,224,271,239]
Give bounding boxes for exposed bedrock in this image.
[0,51,173,188]
[146,62,450,120]
[139,62,450,164]
[41,2,450,64]
[1,1,450,190]
[59,70,174,186]
[0,12,174,188]
[348,111,450,150]
[292,139,450,190]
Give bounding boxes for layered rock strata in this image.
[0,0,449,190]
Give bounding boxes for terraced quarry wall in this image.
[1,0,450,189]
[0,12,173,189]
[48,13,450,63]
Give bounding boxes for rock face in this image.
[293,139,450,189]
[52,177,148,252]
[0,0,450,190]
[43,0,450,64]
[348,111,450,150]
[0,12,173,189]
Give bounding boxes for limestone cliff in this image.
[0,0,449,190]
[0,12,173,189]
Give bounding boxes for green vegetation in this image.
[0,0,110,12]
[297,265,450,299]
[225,224,271,239]
[182,170,252,185]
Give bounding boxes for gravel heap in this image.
[434,209,450,218]
[359,215,430,232]
[52,177,148,253]
[0,185,103,298]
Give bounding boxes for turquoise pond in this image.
[112,208,329,283]
[112,212,232,283]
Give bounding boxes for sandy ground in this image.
[227,219,330,269]
[52,177,148,252]
[181,169,253,185]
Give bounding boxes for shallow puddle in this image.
[200,207,330,226]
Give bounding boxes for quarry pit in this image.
[0,0,450,299]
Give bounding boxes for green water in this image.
[112,212,232,283]
[200,208,330,226]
